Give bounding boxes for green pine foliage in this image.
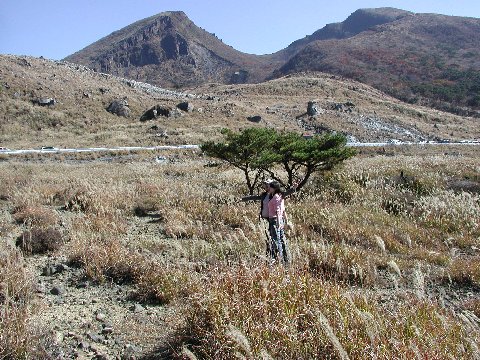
[201,128,356,194]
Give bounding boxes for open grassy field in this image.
[1,145,479,359]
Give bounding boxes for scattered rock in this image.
[42,264,57,276]
[33,97,56,106]
[121,344,139,360]
[78,341,90,350]
[56,263,69,273]
[87,332,103,343]
[307,100,322,116]
[247,115,262,123]
[130,303,145,313]
[101,327,114,335]
[177,101,194,112]
[76,281,89,289]
[94,352,109,360]
[96,312,106,322]
[140,105,182,121]
[55,331,65,344]
[35,282,46,294]
[106,99,130,117]
[155,131,169,139]
[50,286,65,296]
[332,101,355,112]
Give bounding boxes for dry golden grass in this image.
[0,244,52,359]
[180,265,475,359]
[0,146,479,358]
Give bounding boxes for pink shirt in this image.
[268,193,285,219]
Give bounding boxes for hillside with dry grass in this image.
[1,54,479,152]
[1,53,480,359]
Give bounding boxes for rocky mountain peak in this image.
[64,11,272,87]
[280,7,412,59]
[341,7,412,34]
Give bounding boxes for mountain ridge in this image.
[64,8,480,116]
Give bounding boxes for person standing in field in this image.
[242,179,275,257]
[267,181,289,264]
[242,179,295,261]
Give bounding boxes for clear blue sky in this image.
[1,0,480,60]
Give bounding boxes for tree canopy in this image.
[201,128,356,195]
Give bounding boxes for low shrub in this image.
[132,263,196,305]
[446,258,480,287]
[16,227,64,255]
[306,243,376,286]
[12,205,59,228]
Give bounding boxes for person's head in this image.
[268,180,283,195]
[262,178,273,191]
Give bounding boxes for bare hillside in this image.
[0,55,478,151]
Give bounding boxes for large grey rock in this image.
[247,115,262,123]
[176,101,194,112]
[107,99,130,117]
[140,105,182,121]
[307,101,321,116]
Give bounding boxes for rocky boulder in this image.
[33,97,56,106]
[106,99,130,117]
[140,105,182,121]
[176,101,194,112]
[247,115,262,123]
[307,100,321,116]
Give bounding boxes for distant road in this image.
[0,142,478,156]
[347,141,479,147]
[0,145,200,155]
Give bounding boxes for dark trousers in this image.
[268,218,289,264]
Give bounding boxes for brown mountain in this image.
[276,12,480,116]
[275,8,412,60]
[64,11,281,88]
[64,9,480,116]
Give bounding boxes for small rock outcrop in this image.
[247,115,262,123]
[307,100,321,116]
[332,101,355,112]
[176,101,194,112]
[106,99,130,117]
[140,105,182,121]
[33,97,56,106]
